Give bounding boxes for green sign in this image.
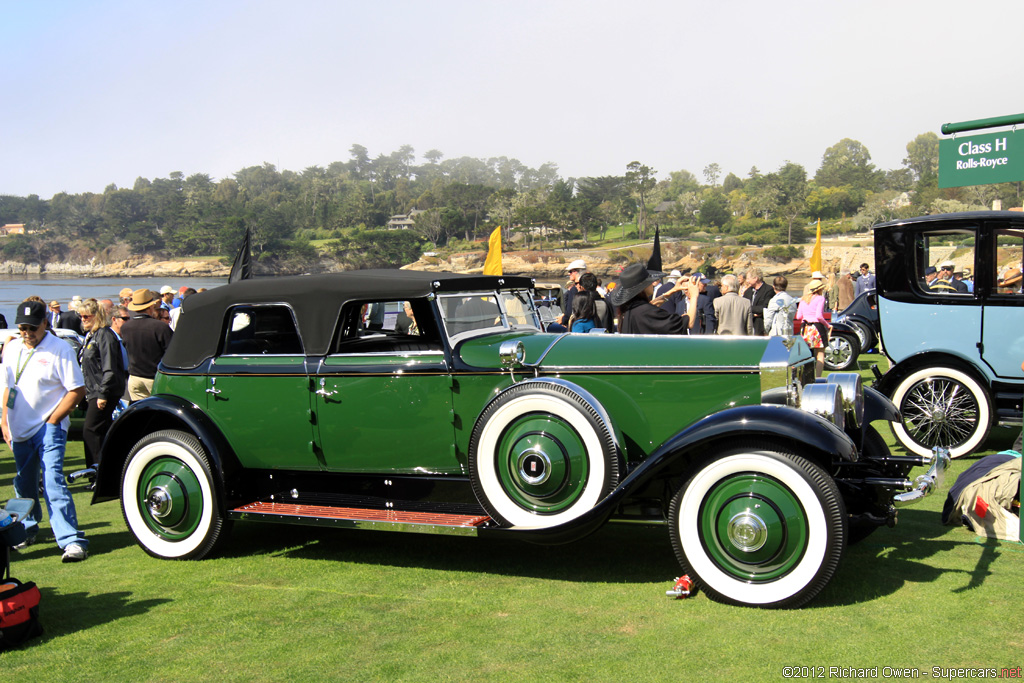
[939,129,1024,188]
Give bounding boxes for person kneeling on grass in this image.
[1,300,89,563]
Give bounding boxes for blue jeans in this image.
[12,422,88,550]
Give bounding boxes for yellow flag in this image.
[809,218,822,274]
[483,226,502,275]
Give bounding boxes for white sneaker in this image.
[61,542,88,563]
[12,535,37,551]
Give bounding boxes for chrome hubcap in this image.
[146,486,173,519]
[727,510,769,552]
[517,449,551,485]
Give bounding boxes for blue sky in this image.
[3,0,1021,198]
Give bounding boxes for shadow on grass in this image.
[5,525,139,563]
[200,504,1017,602]
[814,507,1014,607]
[219,520,680,584]
[26,587,171,646]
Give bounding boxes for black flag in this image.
[647,226,663,273]
[229,226,253,284]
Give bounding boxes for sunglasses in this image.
[115,316,129,321]
[80,314,94,321]
[18,324,39,332]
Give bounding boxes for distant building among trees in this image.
[386,208,425,230]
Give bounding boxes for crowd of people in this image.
[543,260,889,382]
[551,260,880,335]
[0,284,201,564]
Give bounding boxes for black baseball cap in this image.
[15,300,46,326]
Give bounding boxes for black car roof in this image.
[163,269,536,369]
[873,210,1024,230]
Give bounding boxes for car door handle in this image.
[315,378,338,397]
[206,377,222,395]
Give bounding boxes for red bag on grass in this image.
[0,578,43,649]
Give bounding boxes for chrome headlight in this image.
[801,383,845,430]
[826,372,864,428]
[499,340,525,368]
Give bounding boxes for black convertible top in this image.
[162,269,535,369]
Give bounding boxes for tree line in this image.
[0,135,1021,268]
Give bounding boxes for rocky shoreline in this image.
[404,242,879,282]
[0,241,898,282]
[0,256,231,278]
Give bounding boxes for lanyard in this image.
[15,344,38,385]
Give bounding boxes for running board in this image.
[229,501,492,537]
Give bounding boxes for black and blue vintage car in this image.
[872,211,1024,458]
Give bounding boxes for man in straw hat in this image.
[549,258,587,332]
[120,288,173,401]
[608,263,699,335]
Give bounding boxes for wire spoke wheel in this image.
[890,367,991,458]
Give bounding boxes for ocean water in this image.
[0,275,227,324]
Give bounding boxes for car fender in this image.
[475,376,626,461]
[829,320,859,338]
[876,351,992,396]
[863,385,899,424]
[482,404,856,545]
[93,395,238,507]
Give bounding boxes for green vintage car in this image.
[91,270,948,608]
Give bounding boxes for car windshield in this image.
[437,288,542,339]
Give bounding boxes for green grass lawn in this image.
[2,357,1021,681]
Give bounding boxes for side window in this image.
[992,228,1023,296]
[334,299,441,353]
[223,305,303,355]
[913,229,975,297]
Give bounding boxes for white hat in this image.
[669,269,682,278]
[566,259,586,271]
[811,271,825,280]
[159,285,174,295]
[939,261,955,270]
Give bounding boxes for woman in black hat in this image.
[608,263,699,335]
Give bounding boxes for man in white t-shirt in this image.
[1,300,89,562]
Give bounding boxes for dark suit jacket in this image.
[744,283,774,336]
[57,310,84,335]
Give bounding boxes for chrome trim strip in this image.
[532,365,758,373]
[525,333,570,368]
[328,351,445,358]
